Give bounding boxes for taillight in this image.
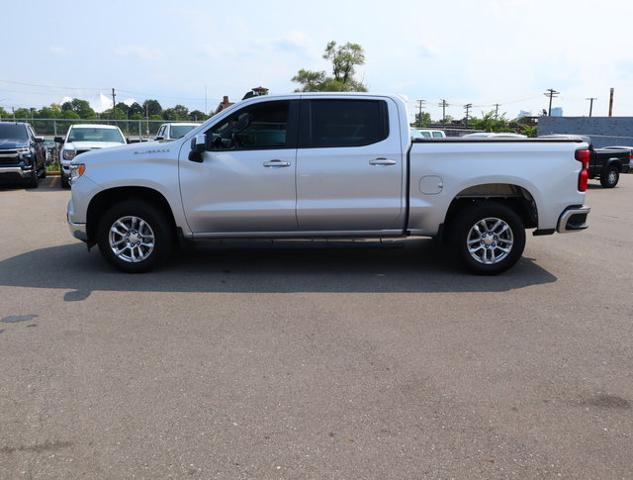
[575,149,590,192]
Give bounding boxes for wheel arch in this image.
[86,186,177,246]
[441,183,539,241]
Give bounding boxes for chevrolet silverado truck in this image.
[66,93,591,274]
[0,122,47,188]
[540,135,630,188]
[55,124,127,188]
[591,146,630,188]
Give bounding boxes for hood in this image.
[64,141,125,151]
[0,139,28,150]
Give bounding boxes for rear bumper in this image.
[557,206,590,233]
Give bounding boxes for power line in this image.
[0,78,108,91]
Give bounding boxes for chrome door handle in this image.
[369,158,397,166]
[263,159,291,168]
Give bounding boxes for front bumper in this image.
[0,166,33,179]
[557,206,591,233]
[68,219,87,242]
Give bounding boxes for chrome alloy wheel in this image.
[608,169,618,184]
[108,216,155,263]
[466,217,514,265]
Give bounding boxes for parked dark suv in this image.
[0,122,47,188]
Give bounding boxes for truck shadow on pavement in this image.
[0,239,557,301]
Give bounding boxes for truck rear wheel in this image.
[96,200,173,273]
[451,201,525,275]
[600,166,619,188]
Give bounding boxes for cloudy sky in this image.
[2,0,632,119]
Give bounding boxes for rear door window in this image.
[301,99,389,148]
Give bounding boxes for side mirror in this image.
[188,133,206,163]
[34,136,45,143]
[54,136,64,144]
[126,137,131,144]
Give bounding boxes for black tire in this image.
[450,201,526,275]
[25,167,39,189]
[96,200,173,273]
[60,173,70,189]
[600,165,619,188]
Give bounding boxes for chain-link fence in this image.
[0,118,202,172]
[0,117,200,141]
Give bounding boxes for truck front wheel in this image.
[451,202,525,275]
[96,200,173,273]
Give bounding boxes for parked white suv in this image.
[56,124,126,188]
[67,93,590,274]
[155,123,201,141]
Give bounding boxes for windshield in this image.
[68,127,125,143]
[170,125,197,139]
[0,124,28,142]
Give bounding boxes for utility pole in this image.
[204,85,208,114]
[608,88,614,117]
[494,103,500,118]
[464,103,472,124]
[585,97,597,117]
[144,103,149,137]
[544,88,559,116]
[415,99,426,126]
[438,99,449,124]
[111,88,117,120]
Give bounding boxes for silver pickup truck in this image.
[67,93,590,274]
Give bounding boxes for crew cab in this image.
[55,124,127,188]
[67,93,591,274]
[0,122,47,188]
[155,122,201,141]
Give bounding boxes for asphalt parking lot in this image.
[1,176,632,479]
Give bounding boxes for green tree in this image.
[61,110,80,119]
[128,102,144,117]
[189,110,208,121]
[0,107,9,118]
[163,104,189,121]
[469,111,510,132]
[61,98,96,118]
[143,99,162,117]
[292,41,367,92]
[14,108,31,119]
[36,106,60,118]
[414,111,431,127]
[115,102,130,117]
[102,107,128,120]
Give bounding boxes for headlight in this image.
[17,147,31,159]
[70,163,86,183]
[62,149,76,161]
